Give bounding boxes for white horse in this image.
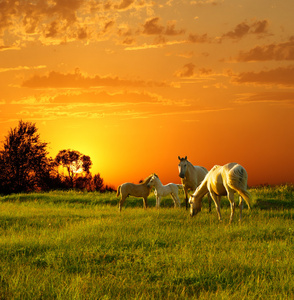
[178,156,212,210]
[189,163,251,223]
[147,174,181,208]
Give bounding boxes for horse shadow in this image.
[253,198,294,210]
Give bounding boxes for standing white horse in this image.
[189,163,251,223]
[178,156,211,210]
[147,174,181,208]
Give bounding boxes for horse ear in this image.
[178,156,181,160]
[185,156,187,160]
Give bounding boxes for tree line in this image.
[0,120,114,194]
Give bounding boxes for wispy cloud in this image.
[22,69,169,88]
[236,37,294,61]
[190,0,224,5]
[221,20,270,41]
[124,39,186,50]
[236,92,294,104]
[142,17,185,36]
[0,65,46,73]
[233,66,294,87]
[7,86,231,123]
[174,63,229,85]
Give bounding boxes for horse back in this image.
[208,166,227,196]
[121,182,150,198]
[223,163,248,189]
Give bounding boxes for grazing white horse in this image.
[147,174,181,208]
[189,163,251,223]
[178,156,211,211]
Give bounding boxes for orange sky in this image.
[1,0,294,188]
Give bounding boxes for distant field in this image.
[0,186,293,299]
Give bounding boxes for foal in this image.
[148,174,181,208]
[116,174,153,211]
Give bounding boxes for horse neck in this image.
[186,161,195,180]
[193,176,209,199]
[142,176,153,186]
[153,177,163,189]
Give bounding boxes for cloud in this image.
[50,90,166,105]
[190,0,224,5]
[0,0,91,45]
[0,65,46,73]
[124,39,186,50]
[234,66,294,87]
[236,38,294,61]
[142,17,164,35]
[236,92,294,103]
[22,69,169,88]
[188,33,210,43]
[114,0,136,10]
[0,45,18,51]
[174,64,224,81]
[142,17,185,36]
[8,88,197,122]
[175,63,196,78]
[222,20,269,40]
[0,0,153,47]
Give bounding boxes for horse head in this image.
[189,194,202,217]
[178,156,188,179]
[147,173,157,187]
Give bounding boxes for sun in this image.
[69,160,83,174]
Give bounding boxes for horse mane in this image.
[141,174,156,185]
[194,171,209,194]
[193,166,218,197]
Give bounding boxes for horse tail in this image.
[228,164,248,188]
[226,164,251,210]
[238,189,252,210]
[116,185,121,197]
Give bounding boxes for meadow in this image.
[0,185,293,299]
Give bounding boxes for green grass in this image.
[0,186,293,299]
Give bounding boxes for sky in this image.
[0,0,294,188]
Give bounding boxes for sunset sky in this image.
[1,0,294,188]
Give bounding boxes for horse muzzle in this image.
[190,205,200,217]
[179,173,185,179]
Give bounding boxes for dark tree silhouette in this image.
[0,120,51,194]
[93,173,104,191]
[55,149,92,188]
[0,121,109,193]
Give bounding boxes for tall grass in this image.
[0,186,293,299]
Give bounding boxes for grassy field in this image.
[0,186,293,299]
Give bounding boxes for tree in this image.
[93,173,104,191]
[0,120,51,194]
[55,149,92,188]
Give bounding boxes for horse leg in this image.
[207,193,212,213]
[175,193,181,208]
[157,196,161,208]
[184,187,189,210]
[170,193,177,208]
[143,197,148,209]
[210,192,222,222]
[155,195,159,208]
[227,190,235,224]
[239,195,244,221]
[119,195,127,212]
